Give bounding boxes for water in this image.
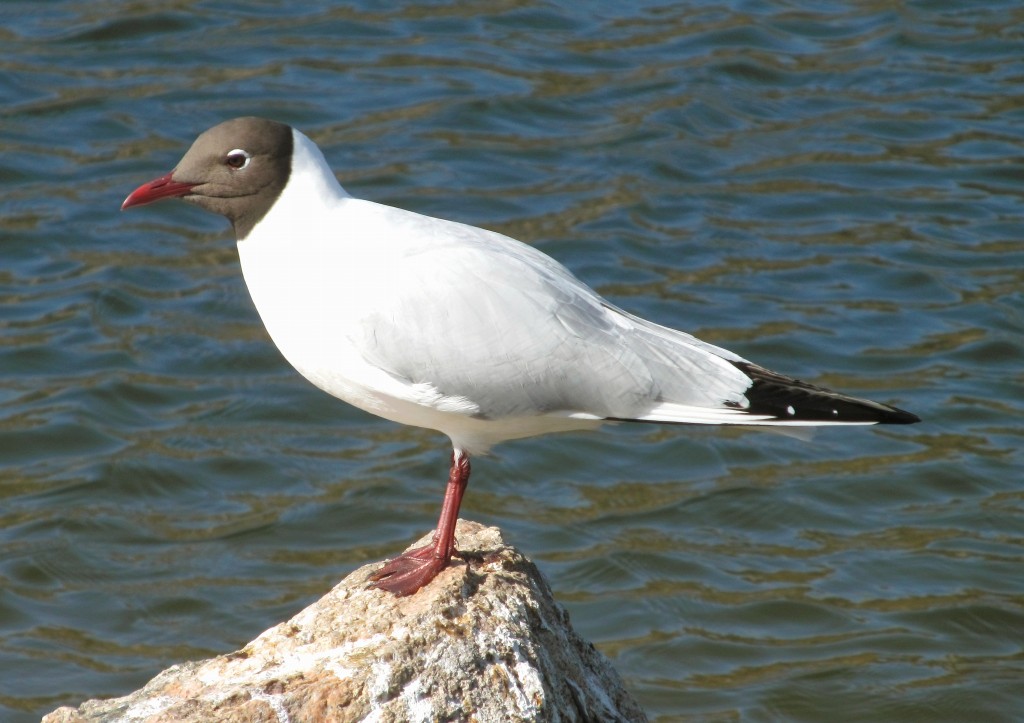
[2,1,1022,720]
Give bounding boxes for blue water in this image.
[2,2,1022,720]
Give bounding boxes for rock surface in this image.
[44,520,648,723]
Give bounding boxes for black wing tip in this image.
[878,406,921,425]
[732,361,921,425]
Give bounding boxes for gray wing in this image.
[350,221,755,422]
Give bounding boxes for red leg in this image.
[369,449,471,596]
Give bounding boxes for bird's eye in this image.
[225,149,251,170]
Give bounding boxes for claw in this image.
[369,544,452,596]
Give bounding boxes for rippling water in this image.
[2,2,1022,720]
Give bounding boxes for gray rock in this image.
[44,520,648,723]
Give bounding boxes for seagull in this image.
[122,117,919,596]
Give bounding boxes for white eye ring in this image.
[225,149,252,170]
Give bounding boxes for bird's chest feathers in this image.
[236,229,407,406]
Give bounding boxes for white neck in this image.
[290,128,350,200]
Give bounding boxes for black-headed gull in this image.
[122,117,919,596]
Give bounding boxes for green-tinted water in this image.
[2,2,1022,720]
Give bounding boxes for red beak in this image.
[121,172,196,210]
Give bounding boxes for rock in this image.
[44,520,648,723]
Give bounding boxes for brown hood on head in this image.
[122,117,294,240]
